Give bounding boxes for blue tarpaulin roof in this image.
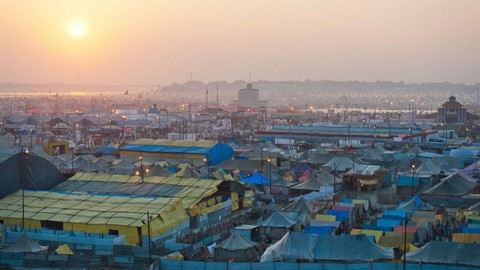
[96,146,116,154]
[122,140,233,166]
[304,226,336,235]
[326,209,350,222]
[397,196,434,211]
[376,219,401,228]
[382,210,408,221]
[242,172,271,184]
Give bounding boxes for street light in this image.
[22,147,30,231]
[268,157,272,195]
[139,154,144,183]
[411,164,416,197]
[203,158,210,178]
[122,115,126,142]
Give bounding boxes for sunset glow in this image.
[67,20,86,38]
[0,1,478,84]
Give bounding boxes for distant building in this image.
[438,96,466,124]
[232,83,267,108]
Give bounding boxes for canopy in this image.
[261,232,393,262]
[1,233,48,253]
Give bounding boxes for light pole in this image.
[122,115,126,142]
[142,211,152,264]
[268,157,272,195]
[138,154,144,183]
[403,211,408,270]
[22,147,29,231]
[203,158,210,179]
[411,164,416,197]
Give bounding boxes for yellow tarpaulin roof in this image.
[63,173,222,209]
[0,190,186,228]
[452,233,480,243]
[316,214,336,221]
[69,173,222,187]
[350,229,383,243]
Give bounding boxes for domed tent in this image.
[214,230,259,262]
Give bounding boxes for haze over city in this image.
[0,0,479,85]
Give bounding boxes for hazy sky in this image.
[0,0,479,84]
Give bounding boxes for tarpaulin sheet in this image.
[376,219,401,227]
[326,210,350,222]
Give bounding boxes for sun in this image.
[67,20,86,38]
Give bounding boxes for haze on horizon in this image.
[0,0,479,85]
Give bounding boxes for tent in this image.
[109,159,136,175]
[406,241,480,266]
[307,150,332,165]
[1,233,48,253]
[422,171,476,196]
[258,211,297,228]
[415,159,441,175]
[372,145,387,155]
[397,196,434,211]
[405,145,423,156]
[260,232,393,262]
[360,149,383,162]
[53,244,74,255]
[211,159,281,173]
[242,172,271,185]
[289,163,318,178]
[323,157,353,171]
[282,197,318,214]
[291,175,323,191]
[314,171,342,186]
[214,230,259,262]
[346,164,382,176]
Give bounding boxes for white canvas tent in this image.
[1,233,48,253]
